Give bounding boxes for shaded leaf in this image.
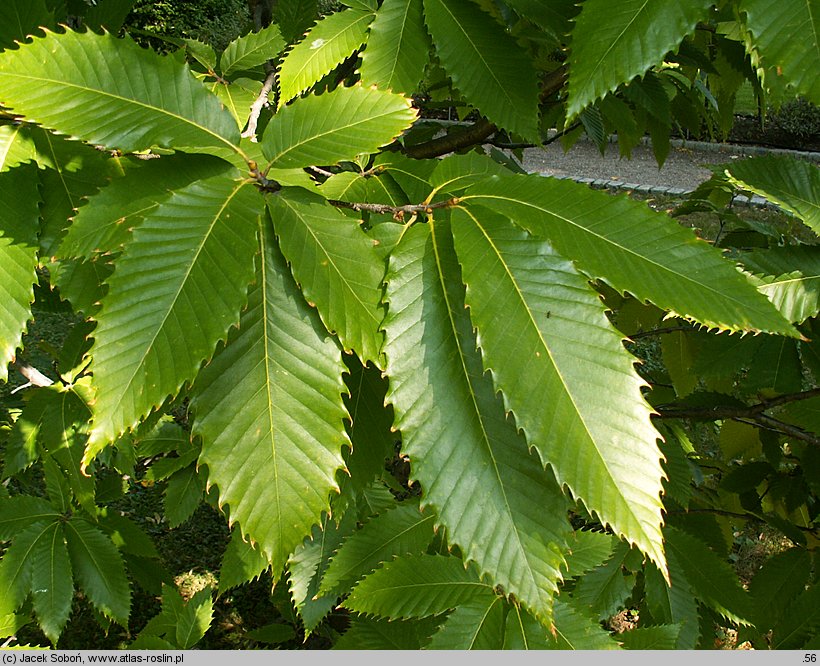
[30,522,73,644]
[741,246,820,324]
[0,0,53,51]
[359,0,430,95]
[64,517,130,626]
[60,153,234,258]
[333,616,441,650]
[343,554,492,619]
[665,526,753,626]
[423,0,539,141]
[218,529,271,596]
[742,0,820,103]
[0,163,40,382]
[320,501,435,596]
[619,624,681,650]
[427,594,505,649]
[287,512,357,634]
[0,521,53,617]
[175,587,213,649]
[727,156,820,234]
[164,464,204,528]
[567,0,712,117]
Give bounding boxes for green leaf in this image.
[382,220,570,624]
[0,496,60,540]
[504,0,579,42]
[218,529,271,596]
[319,501,435,596]
[0,0,53,51]
[359,0,430,95]
[273,0,319,43]
[60,153,235,258]
[749,547,812,632]
[0,521,53,617]
[190,219,349,574]
[502,604,551,649]
[175,587,213,649]
[210,78,260,127]
[30,522,73,644]
[619,624,681,650]
[262,84,416,169]
[0,164,40,382]
[82,0,137,32]
[464,175,797,337]
[339,355,396,497]
[427,594,505,650]
[287,513,357,635]
[562,531,617,579]
[430,152,510,195]
[505,598,621,649]
[333,616,441,650]
[0,29,241,153]
[220,25,285,77]
[665,526,753,626]
[644,561,700,649]
[244,623,296,645]
[269,190,386,367]
[741,246,820,324]
[18,384,96,514]
[567,0,712,117]
[427,593,505,649]
[573,543,635,621]
[343,554,492,619]
[0,123,38,171]
[422,0,540,141]
[451,206,665,569]
[86,176,260,461]
[726,156,820,234]
[64,517,130,626]
[97,512,160,560]
[550,598,622,649]
[741,0,820,103]
[277,9,374,103]
[164,464,204,528]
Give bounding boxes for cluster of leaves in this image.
[1,0,820,650]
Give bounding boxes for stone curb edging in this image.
[542,172,771,208]
[541,128,820,163]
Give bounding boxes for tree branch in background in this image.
[656,388,820,448]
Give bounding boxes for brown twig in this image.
[242,69,277,140]
[327,197,460,221]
